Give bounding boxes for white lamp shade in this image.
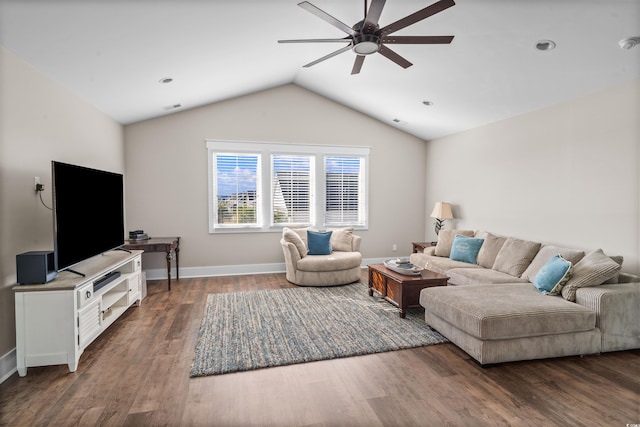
[430,202,453,219]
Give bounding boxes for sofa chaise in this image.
[410,229,640,365]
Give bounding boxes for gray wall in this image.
[424,79,640,275]
[123,84,428,276]
[0,47,124,363]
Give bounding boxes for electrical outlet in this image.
[392,244,397,252]
[34,177,44,192]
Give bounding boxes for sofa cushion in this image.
[420,283,596,340]
[450,235,485,264]
[283,227,308,257]
[434,229,474,257]
[521,245,585,282]
[475,232,507,269]
[603,255,624,284]
[561,249,622,302]
[307,230,332,255]
[296,251,362,272]
[533,254,573,295]
[447,268,529,286]
[329,227,353,252]
[492,237,541,277]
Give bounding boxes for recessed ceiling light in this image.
[159,77,173,84]
[619,37,640,50]
[163,103,182,111]
[422,101,434,106]
[535,40,556,51]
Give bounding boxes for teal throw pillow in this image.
[534,254,573,295]
[307,230,333,255]
[449,235,485,264]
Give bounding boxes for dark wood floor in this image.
[1,271,638,426]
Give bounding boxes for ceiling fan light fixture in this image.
[535,40,556,51]
[352,34,380,55]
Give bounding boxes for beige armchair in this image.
[280,227,362,286]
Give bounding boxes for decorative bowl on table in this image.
[383,258,423,276]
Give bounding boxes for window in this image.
[272,154,313,226]
[207,140,369,233]
[325,156,365,226]
[213,153,260,228]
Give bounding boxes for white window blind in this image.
[325,155,365,227]
[214,153,260,227]
[272,154,314,226]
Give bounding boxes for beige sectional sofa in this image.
[410,229,640,365]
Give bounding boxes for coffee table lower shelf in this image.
[367,263,449,318]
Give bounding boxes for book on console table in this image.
[128,234,149,241]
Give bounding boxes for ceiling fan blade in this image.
[379,0,455,36]
[351,55,366,74]
[381,35,454,44]
[378,45,412,68]
[279,37,352,43]
[303,44,353,68]
[298,1,356,36]
[362,0,386,33]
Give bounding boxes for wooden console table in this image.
[124,237,180,290]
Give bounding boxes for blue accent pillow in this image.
[307,230,333,255]
[449,235,485,264]
[533,254,573,295]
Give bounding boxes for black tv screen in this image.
[52,161,125,272]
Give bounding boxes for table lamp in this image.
[430,202,453,236]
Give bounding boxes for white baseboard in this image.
[0,348,17,384]
[143,257,388,280]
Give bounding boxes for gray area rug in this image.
[190,282,448,377]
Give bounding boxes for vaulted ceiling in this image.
[1,0,638,140]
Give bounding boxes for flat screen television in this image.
[52,161,125,273]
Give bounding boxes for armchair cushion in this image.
[283,227,308,257]
[330,227,354,252]
[307,230,332,255]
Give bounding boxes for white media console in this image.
[13,250,143,376]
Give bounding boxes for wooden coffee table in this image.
[367,263,449,318]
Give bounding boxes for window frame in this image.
[207,140,370,234]
[212,151,261,230]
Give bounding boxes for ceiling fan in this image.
[278,0,455,74]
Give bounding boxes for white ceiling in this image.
[1,0,639,140]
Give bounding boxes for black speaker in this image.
[16,251,58,284]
